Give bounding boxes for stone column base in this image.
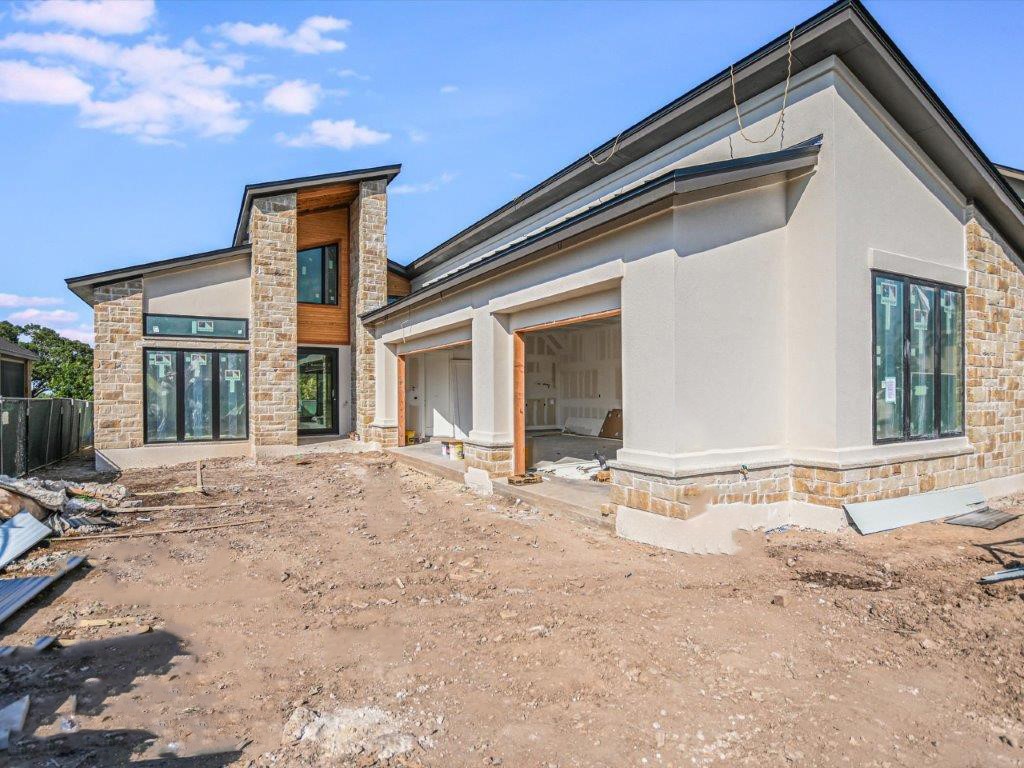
[366,424,399,448]
[463,442,514,478]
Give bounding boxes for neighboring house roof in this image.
[65,244,251,306]
[231,164,402,246]
[0,339,38,362]
[363,136,824,324]
[400,0,1024,284]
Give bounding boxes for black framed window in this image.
[144,348,248,443]
[145,314,247,339]
[297,245,339,305]
[872,271,964,443]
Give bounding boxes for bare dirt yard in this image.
[3,449,1024,767]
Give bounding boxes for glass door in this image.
[297,347,338,435]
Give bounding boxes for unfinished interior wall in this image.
[525,322,621,432]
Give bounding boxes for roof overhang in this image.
[65,244,251,306]
[405,0,1024,278]
[232,164,402,246]
[363,136,822,325]
[0,342,38,362]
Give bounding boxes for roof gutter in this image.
[362,137,822,325]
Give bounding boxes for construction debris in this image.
[508,474,542,486]
[50,518,263,543]
[0,513,52,571]
[946,507,1020,530]
[0,695,29,751]
[844,486,987,535]
[978,566,1024,585]
[0,556,86,626]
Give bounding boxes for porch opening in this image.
[398,342,473,451]
[514,310,623,477]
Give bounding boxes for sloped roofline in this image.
[403,0,1024,278]
[231,164,402,246]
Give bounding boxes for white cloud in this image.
[391,171,456,196]
[407,127,427,143]
[15,0,156,36]
[276,118,390,150]
[8,308,78,324]
[219,15,350,54]
[439,84,458,94]
[0,32,249,140]
[60,327,94,345]
[337,67,368,80]
[0,59,92,104]
[263,79,320,114]
[0,293,63,308]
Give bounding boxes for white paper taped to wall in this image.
[884,377,897,403]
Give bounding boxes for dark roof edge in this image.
[387,259,411,277]
[65,244,251,288]
[362,137,822,325]
[405,0,852,275]
[232,164,402,247]
[996,163,1024,180]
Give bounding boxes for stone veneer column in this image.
[349,178,393,444]
[93,279,144,453]
[249,193,298,451]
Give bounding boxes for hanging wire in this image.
[729,26,796,145]
[588,130,623,166]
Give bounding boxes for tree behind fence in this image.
[0,398,94,477]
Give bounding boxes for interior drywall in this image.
[144,256,251,318]
[405,347,473,440]
[523,319,622,430]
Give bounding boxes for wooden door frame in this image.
[396,339,472,448]
[513,308,621,476]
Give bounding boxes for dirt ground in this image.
[3,449,1024,767]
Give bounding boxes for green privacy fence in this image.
[0,398,94,477]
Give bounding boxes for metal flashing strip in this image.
[0,556,85,627]
[844,486,985,535]
[0,513,52,571]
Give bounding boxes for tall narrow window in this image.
[872,273,964,443]
[873,276,904,441]
[144,349,248,443]
[145,351,178,443]
[297,245,339,305]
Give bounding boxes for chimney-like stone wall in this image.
[349,178,389,441]
[92,279,144,450]
[250,193,298,450]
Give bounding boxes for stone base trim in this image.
[366,424,399,448]
[463,442,514,478]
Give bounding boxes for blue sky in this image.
[1,0,1021,345]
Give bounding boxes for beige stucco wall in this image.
[144,256,251,318]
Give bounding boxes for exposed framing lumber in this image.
[512,308,622,476]
[397,353,407,447]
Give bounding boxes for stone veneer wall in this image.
[350,179,389,442]
[611,219,1024,519]
[249,193,298,449]
[93,279,144,450]
[463,443,514,478]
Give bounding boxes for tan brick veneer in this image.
[612,218,1024,518]
[93,279,144,450]
[250,193,298,449]
[463,443,514,478]
[350,179,389,442]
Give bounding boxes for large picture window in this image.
[297,245,339,305]
[873,272,964,443]
[144,349,248,443]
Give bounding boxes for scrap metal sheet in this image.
[0,556,84,627]
[844,486,985,535]
[0,512,51,570]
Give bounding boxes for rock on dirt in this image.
[251,705,425,766]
